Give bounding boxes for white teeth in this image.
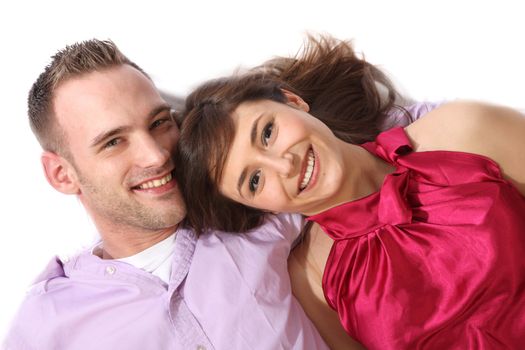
[137,173,172,190]
[300,150,315,190]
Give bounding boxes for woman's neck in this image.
[345,143,394,199]
[307,141,394,215]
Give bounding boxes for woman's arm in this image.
[288,224,365,350]
[406,101,525,195]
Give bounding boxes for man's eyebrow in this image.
[90,126,130,148]
[90,104,172,148]
[148,103,172,120]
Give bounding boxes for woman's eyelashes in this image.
[249,170,261,193]
[261,120,274,146]
[246,119,275,195]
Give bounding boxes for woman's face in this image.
[218,92,348,215]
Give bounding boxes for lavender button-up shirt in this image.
[4,214,327,349]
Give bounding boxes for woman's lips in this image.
[299,147,315,192]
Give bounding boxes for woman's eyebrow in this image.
[237,169,247,197]
[250,113,264,146]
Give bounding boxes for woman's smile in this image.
[298,147,319,194]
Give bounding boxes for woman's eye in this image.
[249,170,261,193]
[261,122,273,146]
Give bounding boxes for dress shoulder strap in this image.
[361,127,412,164]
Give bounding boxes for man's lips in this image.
[132,172,174,190]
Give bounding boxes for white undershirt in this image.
[114,233,176,284]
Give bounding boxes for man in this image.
[3,39,328,349]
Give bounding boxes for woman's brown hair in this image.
[175,35,408,235]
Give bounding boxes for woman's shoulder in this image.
[404,101,525,194]
[404,101,511,153]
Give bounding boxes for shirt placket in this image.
[168,229,214,350]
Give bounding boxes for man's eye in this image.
[261,122,273,146]
[151,118,170,129]
[103,138,120,149]
[249,170,261,193]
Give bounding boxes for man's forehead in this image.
[55,66,153,101]
[54,66,161,119]
[53,85,119,138]
[52,70,166,148]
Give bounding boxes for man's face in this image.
[53,65,186,233]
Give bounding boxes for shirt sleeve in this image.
[382,101,443,130]
[3,290,56,349]
[264,213,305,247]
[189,216,328,349]
[405,101,443,121]
[2,258,66,349]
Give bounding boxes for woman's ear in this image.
[41,151,81,195]
[281,89,310,112]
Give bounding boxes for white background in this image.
[1,0,523,338]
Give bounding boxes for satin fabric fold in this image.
[309,127,525,349]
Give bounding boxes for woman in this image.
[175,37,525,348]
[176,37,436,349]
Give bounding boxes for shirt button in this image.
[105,266,116,275]
[196,346,206,350]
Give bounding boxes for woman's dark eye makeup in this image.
[249,170,261,193]
[261,121,274,146]
[246,119,274,194]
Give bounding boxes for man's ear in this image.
[281,89,310,112]
[41,151,80,195]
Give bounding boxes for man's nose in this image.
[134,135,171,168]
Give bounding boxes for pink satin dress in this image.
[309,127,525,349]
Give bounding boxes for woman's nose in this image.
[265,153,295,178]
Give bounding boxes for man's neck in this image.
[97,225,178,259]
